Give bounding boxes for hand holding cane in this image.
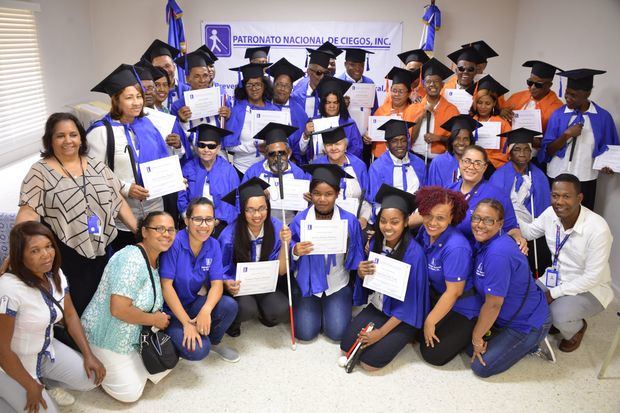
[425,110,431,164]
[528,170,539,279]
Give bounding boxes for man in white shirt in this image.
[518,173,613,352]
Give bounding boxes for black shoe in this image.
[549,325,560,335]
[226,325,241,337]
[258,317,278,328]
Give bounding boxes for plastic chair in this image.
[598,312,620,379]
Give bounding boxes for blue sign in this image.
[204,24,231,57]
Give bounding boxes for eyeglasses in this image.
[461,158,486,169]
[245,206,268,215]
[190,216,216,226]
[424,79,442,86]
[471,215,499,226]
[457,66,476,73]
[146,226,176,235]
[526,79,548,88]
[274,82,292,90]
[308,68,328,77]
[391,89,409,96]
[143,85,155,93]
[197,142,218,150]
[245,82,264,90]
[268,150,287,158]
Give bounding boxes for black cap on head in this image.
[136,60,168,81]
[197,45,218,62]
[397,49,430,65]
[134,61,154,81]
[421,58,453,80]
[244,46,270,60]
[558,68,606,91]
[188,124,233,144]
[466,74,509,97]
[175,51,214,71]
[499,128,540,153]
[252,122,298,145]
[302,164,353,188]
[312,123,353,144]
[378,119,416,140]
[221,177,270,207]
[447,46,484,65]
[522,60,561,79]
[266,58,305,83]
[342,48,374,63]
[91,64,139,96]
[142,39,180,62]
[441,114,483,134]
[386,66,416,86]
[317,41,343,58]
[315,75,351,98]
[461,41,498,63]
[306,48,331,68]
[375,184,417,215]
[229,62,271,80]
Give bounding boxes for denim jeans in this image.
[292,284,352,342]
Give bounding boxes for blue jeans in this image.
[165,295,238,361]
[292,284,352,342]
[469,312,552,378]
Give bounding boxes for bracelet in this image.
[472,339,485,347]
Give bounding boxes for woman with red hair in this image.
[415,186,483,366]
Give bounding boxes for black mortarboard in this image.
[175,51,214,71]
[386,66,415,86]
[197,45,218,62]
[91,64,139,96]
[266,58,305,83]
[461,40,498,62]
[317,41,343,58]
[188,124,233,144]
[421,58,453,80]
[312,123,354,144]
[134,61,154,81]
[558,68,606,91]
[341,48,374,63]
[136,60,168,81]
[142,39,180,62]
[306,48,331,68]
[466,74,509,97]
[397,49,430,65]
[375,184,417,215]
[252,122,298,145]
[440,114,483,134]
[447,46,484,65]
[378,119,416,140]
[244,46,270,60]
[221,177,270,206]
[302,164,353,188]
[229,62,271,80]
[315,75,351,98]
[522,60,561,79]
[498,128,540,152]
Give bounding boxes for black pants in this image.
[340,305,418,369]
[580,179,597,211]
[228,275,289,332]
[419,310,477,366]
[162,192,180,227]
[109,229,136,254]
[528,237,551,278]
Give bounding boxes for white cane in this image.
[528,170,539,279]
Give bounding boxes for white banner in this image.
[201,21,403,102]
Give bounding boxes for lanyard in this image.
[553,225,571,268]
[463,180,483,201]
[53,156,91,214]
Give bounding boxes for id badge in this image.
[87,214,102,236]
[544,267,559,288]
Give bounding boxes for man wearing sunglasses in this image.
[442,46,484,93]
[291,48,332,119]
[242,123,311,223]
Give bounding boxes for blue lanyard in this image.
[463,180,483,201]
[553,225,571,268]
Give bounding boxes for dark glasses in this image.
[197,142,218,150]
[268,150,287,158]
[457,66,476,73]
[526,79,546,88]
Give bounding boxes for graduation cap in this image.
[134,61,154,81]
[197,44,218,62]
[386,66,416,86]
[142,39,180,62]
[341,48,374,63]
[175,50,214,71]
[252,122,298,145]
[136,60,168,81]
[221,177,270,207]
[498,128,540,153]
[302,164,353,188]
[229,62,271,80]
[441,114,483,134]
[188,123,233,144]
[378,119,416,140]
[317,41,343,58]
[305,48,331,68]
[461,41,498,62]
[466,74,509,97]
[244,46,270,61]
[522,60,561,79]
[312,123,354,144]
[558,68,606,91]
[315,75,351,98]
[266,58,305,83]
[91,64,140,96]
[397,49,430,65]
[447,46,484,65]
[421,58,453,80]
[375,184,417,215]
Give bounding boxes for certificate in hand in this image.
[336,197,359,216]
[345,83,376,108]
[368,115,402,142]
[476,121,502,149]
[444,89,473,115]
[251,110,288,136]
[300,219,347,255]
[184,87,221,120]
[139,156,185,200]
[512,109,542,134]
[312,116,340,132]
[270,179,310,211]
[146,109,176,139]
[363,252,411,302]
[235,260,280,297]
[593,145,620,171]
[349,107,369,134]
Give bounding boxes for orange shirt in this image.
[409,96,460,154]
[502,90,563,133]
[441,75,458,94]
[473,114,512,169]
[371,101,417,158]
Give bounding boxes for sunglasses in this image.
[268,150,287,158]
[457,66,476,73]
[526,79,546,88]
[309,68,328,77]
[197,142,218,150]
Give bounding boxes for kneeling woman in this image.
[218,178,292,336]
[342,185,429,370]
[290,164,365,342]
[160,198,239,362]
[469,199,551,378]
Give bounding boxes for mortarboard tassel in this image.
[558,76,563,98]
[305,53,309,68]
[131,65,145,94]
[366,56,370,71]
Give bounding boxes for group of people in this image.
[0,36,616,413]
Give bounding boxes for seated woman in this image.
[342,185,428,370]
[218,178,292,337]
[81,212,175,403]
[160,198,239,362]
[469,199,551,377]
[0,222,104,413]
[415,186,482,366]
[301,76,363,161]
[290,164,365,342]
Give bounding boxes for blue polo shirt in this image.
[416,226,481,319]
[473,233,549,333]
[160,229,225,308]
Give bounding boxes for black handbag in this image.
[136,245,179,374]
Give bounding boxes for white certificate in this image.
[444,88,473,115]
[349,107,369,134]
[184,87,221,120]
[300,219,347,255]
[593,145,620,171]
[336,197,359,216]
[146,109,176,139]
[368,115,402,142]
[312,116,340,133]
[270,179,310,211]
[476,121,502,150]
[235,260,279,296]
[251,110,288,136]
[345,83,376,108]
[363,252,411,302]
[139,156,185,200]
[512,109,542,134]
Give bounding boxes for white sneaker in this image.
[47,387,75,406]
[211,344,240,363]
